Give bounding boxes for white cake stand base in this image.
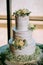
[5,60,38,65]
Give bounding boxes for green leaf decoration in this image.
[3,46,41,62]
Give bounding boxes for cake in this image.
[9,9,36,56]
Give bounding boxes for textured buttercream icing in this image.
[16,16,29,31]
[13,29,33,44]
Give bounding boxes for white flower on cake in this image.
[28,23,36,30]
[18,40,24,47]
[12,41,15,45]
[12,37,26,50]
[23,9,30,14]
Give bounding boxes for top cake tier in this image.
[15,16,29,31]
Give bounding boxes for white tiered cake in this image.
[13,16,35,56]
[9,9,36,56]
[5,9,41,65]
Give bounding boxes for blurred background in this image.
[0,0,43,47]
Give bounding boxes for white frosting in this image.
[13,29,32,44]
[13,29,36,55]
[16,16,29,31]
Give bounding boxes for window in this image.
[0,0,43,47]
[0,0,8,47]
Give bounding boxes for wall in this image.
[12,0,43,16]
[0,0,43,16]
[0,0,6,15]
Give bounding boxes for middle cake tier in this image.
[13,28,33,43]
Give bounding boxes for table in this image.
[0,44,43,65]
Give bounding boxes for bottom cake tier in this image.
[9,38,36,55]
[6,46,41,63]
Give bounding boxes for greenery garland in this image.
[28,23,36,30]
[6,46,41,62]
[13,9,31,16]
[0,46,41,65]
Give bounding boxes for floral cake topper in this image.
[12,37,27,50]
[13,9,31,16]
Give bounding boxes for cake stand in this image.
[5,60,38,65]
